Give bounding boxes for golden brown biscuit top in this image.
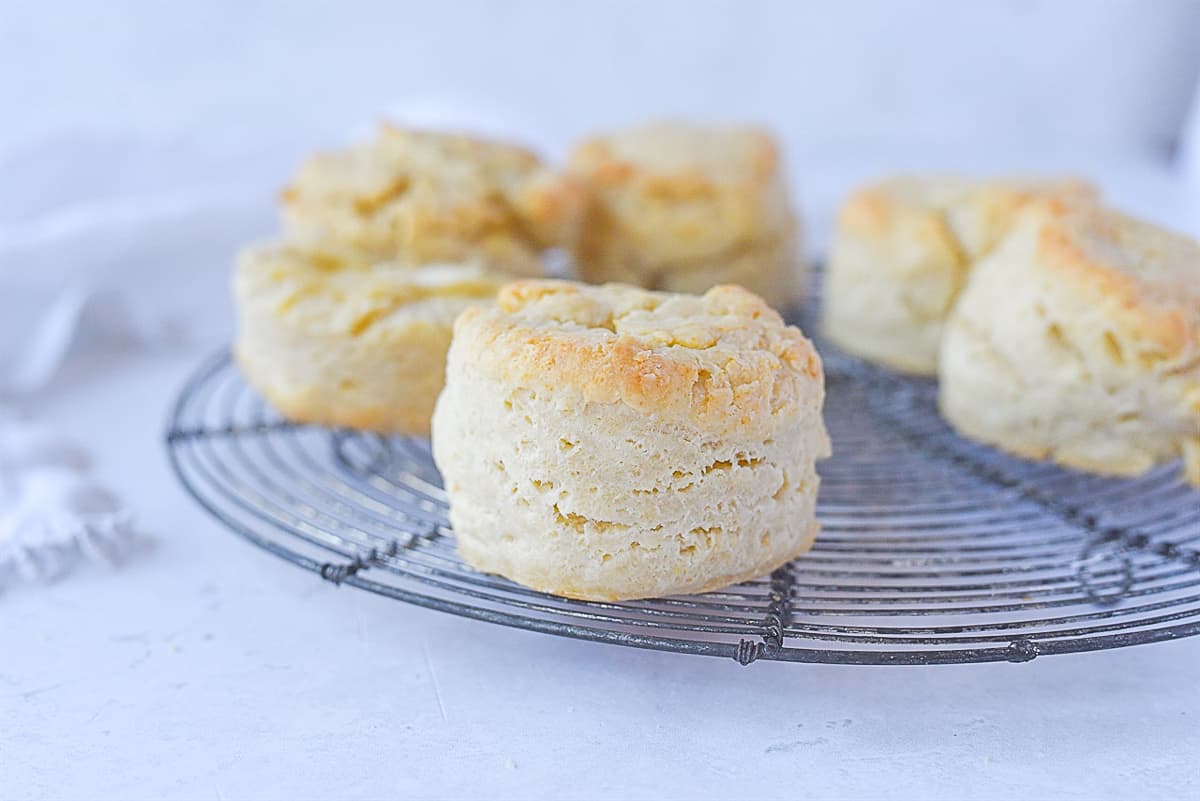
[282,125,586,255]
[840,175,1098,259]
[453,280,827,439]
[1020,200,1200,361]
[236,241,508,336]
[866,175,1093,207]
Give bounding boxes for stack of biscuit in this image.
[824,176,1200,485]
[234,125,586,435]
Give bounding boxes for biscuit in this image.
[281,125,586,273]
[939,200,1200,484]
[234,241,512,435]
[430,280,831,600]
[568,122,805,310]
[823,176,1097,374]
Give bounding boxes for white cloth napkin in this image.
[0,411,136,582]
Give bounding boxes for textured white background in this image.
[3,2,1200,799]
[3,0,1198,253]
[4,0,1200,153]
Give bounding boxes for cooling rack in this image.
[166,338,1200,666]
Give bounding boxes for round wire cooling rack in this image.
[166,345,1200,666]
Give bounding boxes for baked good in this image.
[823,176,1097,374]
[430,280,831,600]
[939,199,1200,484]
[281,125,586,273]
[234,241,513,435]
[568,122,805,310]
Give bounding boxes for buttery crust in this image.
[281,124,586,273]
[568,122,805,309]
[233,241,513,435]
[823,176,1098,374]
[431,280,830,600]
[456,280,825,439]
[939,200,1200,483]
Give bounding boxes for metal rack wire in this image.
[166,337,1200,665]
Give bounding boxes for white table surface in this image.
[4,156,1200,800]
